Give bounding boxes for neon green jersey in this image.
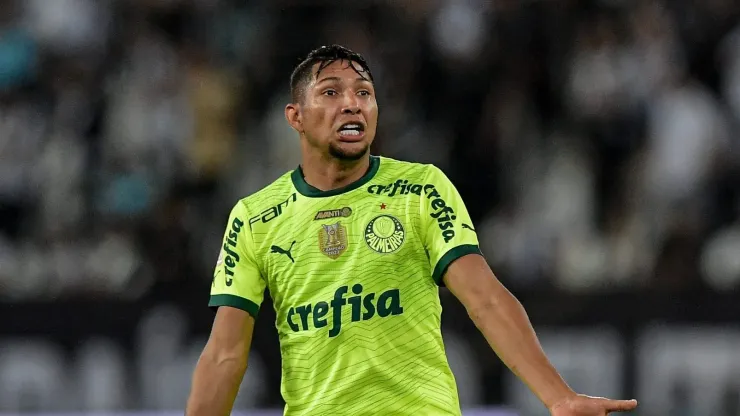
[209,156,481,416]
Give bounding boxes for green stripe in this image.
[209,294,260,318]
[291,155,380,197]
[432,244,482,286]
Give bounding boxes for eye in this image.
[323,89,338,96]
[358,90,371,96]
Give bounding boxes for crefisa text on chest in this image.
[367,179,457,243]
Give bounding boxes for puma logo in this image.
[462,223,476,232]
[271,241,296,263]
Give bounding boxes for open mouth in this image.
[337,122,365,140]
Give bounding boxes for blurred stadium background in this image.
[1,0,740,415]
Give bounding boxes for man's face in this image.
[292,60,378,161]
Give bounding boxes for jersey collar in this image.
[292,155,380,198]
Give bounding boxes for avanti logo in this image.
[286,284,403,338]
[314,207,352,220]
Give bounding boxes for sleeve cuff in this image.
[431,244,482,286]
[209,294,260,318]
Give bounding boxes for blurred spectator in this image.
[0,0,737,302]
[2,0,740,412]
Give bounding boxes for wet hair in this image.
[289,44,374,103]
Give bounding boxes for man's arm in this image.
[443,254,574,408]
[186,306,255,416]
[443,254,637,414]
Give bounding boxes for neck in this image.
[299,151,371,192]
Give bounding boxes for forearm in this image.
[467,289,574,409]
[186,348,247,416]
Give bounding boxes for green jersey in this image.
[209,156,481,416]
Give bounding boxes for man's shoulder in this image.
[377,156,436,180]
[235,171,296,213]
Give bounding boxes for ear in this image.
[285,103,303,133]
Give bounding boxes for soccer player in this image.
[186,45,638,416]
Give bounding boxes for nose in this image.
[341,91,361,115]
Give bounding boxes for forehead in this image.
[310,60,371,85]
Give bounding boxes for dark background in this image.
[1,0,739,415]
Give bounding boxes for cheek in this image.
[311,105,332,122]
[304,108,334,138]
[304,108,325,127]
[366,98,378,115]
[366,103,379,125]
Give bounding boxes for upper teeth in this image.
[341,124,360,130]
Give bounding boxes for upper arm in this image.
[418,165,482,285]
[206,305,256,360]
[443,253,506,313]
[209,200,267,318]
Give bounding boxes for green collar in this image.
[291,156,380,198]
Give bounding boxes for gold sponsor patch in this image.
[319,222,348,259]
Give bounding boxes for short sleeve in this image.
[208,200,266,318]
[419,165,482,285]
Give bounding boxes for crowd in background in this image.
[1,0,739,301]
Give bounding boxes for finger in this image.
[603,398,638,412]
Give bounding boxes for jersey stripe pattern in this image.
[210,156,481,416]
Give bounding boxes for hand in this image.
[550,394,638,415]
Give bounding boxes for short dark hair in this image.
[290,45,374,103]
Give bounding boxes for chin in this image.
[329,142,369,161]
